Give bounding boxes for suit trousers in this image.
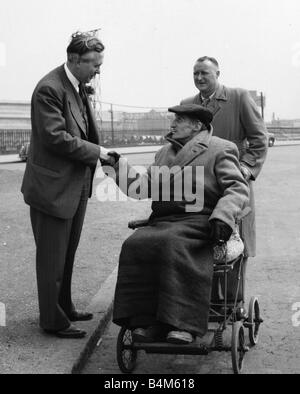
[30,168,91,331]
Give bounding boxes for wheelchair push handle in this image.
[236,206,251,223]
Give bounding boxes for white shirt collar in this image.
[64,63,80,93]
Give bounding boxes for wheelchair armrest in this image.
[213,255,243,273]
[128,219,150,230]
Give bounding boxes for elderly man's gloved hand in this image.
[210,219,233,245]
[100,151,121,167]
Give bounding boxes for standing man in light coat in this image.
[181,56,268,259]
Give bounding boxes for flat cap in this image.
[168,104,213,126]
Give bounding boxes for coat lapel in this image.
[68,95,88,138]
[195,85,227,131]
[211,84,228,115]
[203,85,228,117]
[85,96,100,144]
[58,65,88,138]
[206,99,221,117]
[171,128,213,169]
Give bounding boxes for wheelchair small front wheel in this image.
[231,321,246,374]
[117,327,137,374]
[248,297,262,346]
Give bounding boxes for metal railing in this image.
[1,126,300,153]
[0,129,31,153]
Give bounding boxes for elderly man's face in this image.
[170,115,200,140]
[193,60,220,97]
[75,51,104,83]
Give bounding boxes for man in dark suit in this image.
[21,32,108,338]
[181,56,268,260]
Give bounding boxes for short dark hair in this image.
[67,31,105,57]
[196,56,219,68]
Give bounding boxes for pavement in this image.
[70,267,118,374]
[0,265,118,374]
[1,141,300,375]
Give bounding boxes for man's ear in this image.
[68,53,79,64]
[216,70,220,79]
[75,54,82,65]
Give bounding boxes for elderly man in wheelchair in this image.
[101,104,250,346]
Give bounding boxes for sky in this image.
[1,0,300,121]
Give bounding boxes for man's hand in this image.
[240,164,252,181]
[210,219,233,245]
[99,146,110,161]
[100,151,121,167]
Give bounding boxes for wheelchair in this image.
[116,217,263,375]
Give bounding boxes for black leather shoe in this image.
[55,325,86,339]
[68,311,93,322]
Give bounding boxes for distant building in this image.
[0,101,31,152]
[3,99,299,151]
[0,101,31,129]
[137,110,171,134]
[266,112,300,128]
[100,109,172,139]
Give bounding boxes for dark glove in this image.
[100,151,121,167]
[210,219,233,245]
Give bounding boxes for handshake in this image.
[99,147,121,167]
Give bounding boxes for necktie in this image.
[78,83,89,135]
[79,83,87,107]
[202,97,210,107]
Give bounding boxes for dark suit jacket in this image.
[181,85,268,256]
[21,65,100,219]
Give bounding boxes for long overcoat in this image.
[111,130,250,336]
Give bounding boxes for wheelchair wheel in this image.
[248,297,262,346]
[116,327,137,374]
[231,321,246,374]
